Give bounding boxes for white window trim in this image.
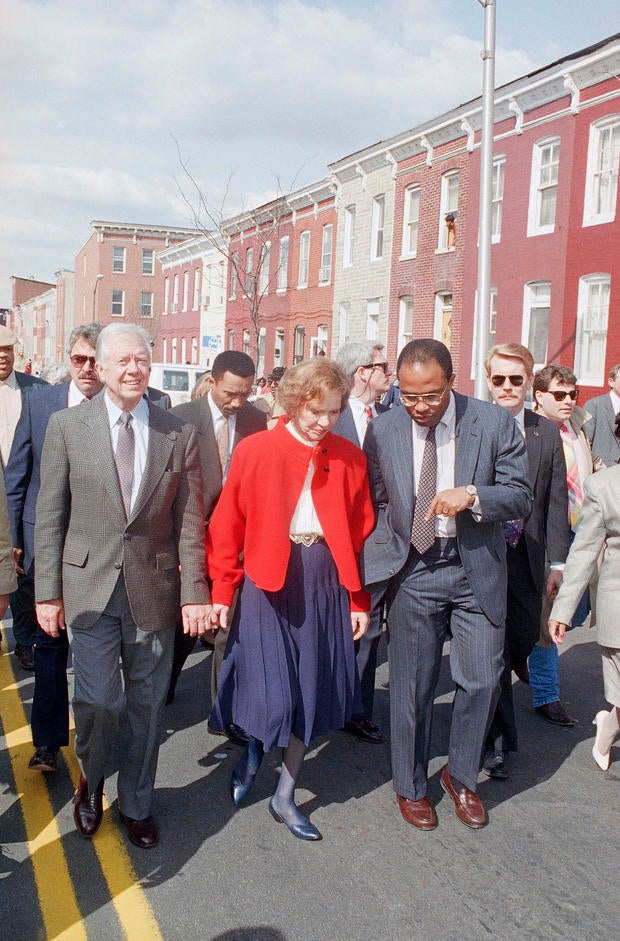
[491,158,505,244]
[583,116,620,228]
[298,231,310,288]
[277,237,289,292]
[343,206,355,268]
[319,224,333,284]
[574,273,611,385]
[433,292,453,344]
[370,196,385,262]
[401,186,420,258]
[112,246,126,274]
[397,295,414,355]
[527,137,560,237]
[521,281,551,371]
[111,289,125,317]
[141,249,154,276]
[437,172,459,253]
[140,291,153,318]
[259,241,271,295]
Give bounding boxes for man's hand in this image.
[209,604,230,631]
[0,594,9,620]
[13,547,24,576]
[181,603,214,637]
[35,599,66,638]
[548,619,567,645]
[351,611,369,641]
[546,570,563,600]
[426,487,474,519]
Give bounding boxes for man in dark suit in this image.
[333,339,391,744]
[5,323,105,773]
[584,363,620,467]
[363,339,531,830]
[0,324,46,668]
[35,323,211,848]
[168,350,267,724]
[482,343,569,779]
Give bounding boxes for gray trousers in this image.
[70,575,174,819]
[386,541,504,799]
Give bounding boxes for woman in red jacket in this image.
[207,358,375,841]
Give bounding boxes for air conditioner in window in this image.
[318,267,331,283]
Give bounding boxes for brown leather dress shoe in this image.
[440,767,488,829]
[73,775,104,837]
[119,811,158,848]
[397,794,438,830]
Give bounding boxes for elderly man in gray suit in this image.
[35,323,211,849]
[583,363,620,468]
[363,339,531,830]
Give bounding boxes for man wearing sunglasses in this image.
[363,339,531,830]
[333,340,391,744]
[482,345,569,779]
[4,323,105,773]
[529,364,598,727]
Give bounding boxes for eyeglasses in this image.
[70,354,96,369]
[362,362,390,375]
[543,389,579,402]
[490,374,525,387]
[400,384,450,407]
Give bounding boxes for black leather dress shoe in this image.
[14,643,34,671]
[343,718,385,744]
[225,723,251,746]
[482,748,508,780]
[535,700,577,727]
[28,747,59,772]
[73,775,104,837]
[119,811,158,848]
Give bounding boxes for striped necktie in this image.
[411,425,437,554]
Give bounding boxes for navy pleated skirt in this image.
[209,541,361,751]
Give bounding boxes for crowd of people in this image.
[0,321,617,848]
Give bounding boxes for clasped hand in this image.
[425,486,474,519]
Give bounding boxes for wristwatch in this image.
[465,484,477,506]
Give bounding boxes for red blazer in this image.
[206,419,375,611]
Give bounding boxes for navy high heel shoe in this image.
[230,737,263,806]
[268,799,322,841]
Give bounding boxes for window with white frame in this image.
[343,206,355,267]
[227,329,235,349]
[162,338,168,362]
[191,338,198,364]
[173,274,179,312]
[183,271,189,311]
[574,274,611,384]
[294,325,305,363]
[522,281,551,369]
[171,337,178,363]
[141,249,154,275]
[245,247,254,293]
[112,246,126,273]
[298,231,310,288]
[181,337,187,364]
[310,324,328,357]
[492,158,505,242]
[434,292,453,348]
[193,268,201,310]
[259,242,271,294]
[274,328,285,366]
[242,329,250,355]
[583,117,620,227]
[258,327,266,376]
[338,302,349,347]
[111,289,124,317]
[278,237,289,291]
[527,138,560,236]
[230,251,238,299]
[366,298,380,340]
[402,187,420,257]
[140,291,153,317]
[470,288,498,379]
[164,277,170,314]
[438,173,459,250]
[397,296,414,353]
[370,196,385,261]
[319,224,333,284]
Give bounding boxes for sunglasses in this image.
[70,354,96,368]
[542,389,579,402]
[490,374,525,387]
[362,362,390,375]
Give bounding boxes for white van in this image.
[149,363,207,407]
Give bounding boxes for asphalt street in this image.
[1,617,617,941]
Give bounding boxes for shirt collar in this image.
[103,391,149,428]
[0,370,18,389]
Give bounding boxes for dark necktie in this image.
[411,425,437,554]
[115,411,134,518]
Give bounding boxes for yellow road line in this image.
[1,624,164,940]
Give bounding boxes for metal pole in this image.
[473,0,496,400]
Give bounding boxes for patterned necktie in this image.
[115,411,134,518]
[365,406,373,424]
[560,422,583,530]
[217,418,229,477]
[502,519,523,548]
[411,425,437,554]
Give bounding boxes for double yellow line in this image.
[0,625,163,940]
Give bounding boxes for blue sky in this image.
[1,0,618,306]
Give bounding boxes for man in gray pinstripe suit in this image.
[363,340,531,830]
[35,324,212,848]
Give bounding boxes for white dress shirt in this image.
[286,422,323,535]
[349,395,376,447]
[104,393,149,515]
[0,370,23,467]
